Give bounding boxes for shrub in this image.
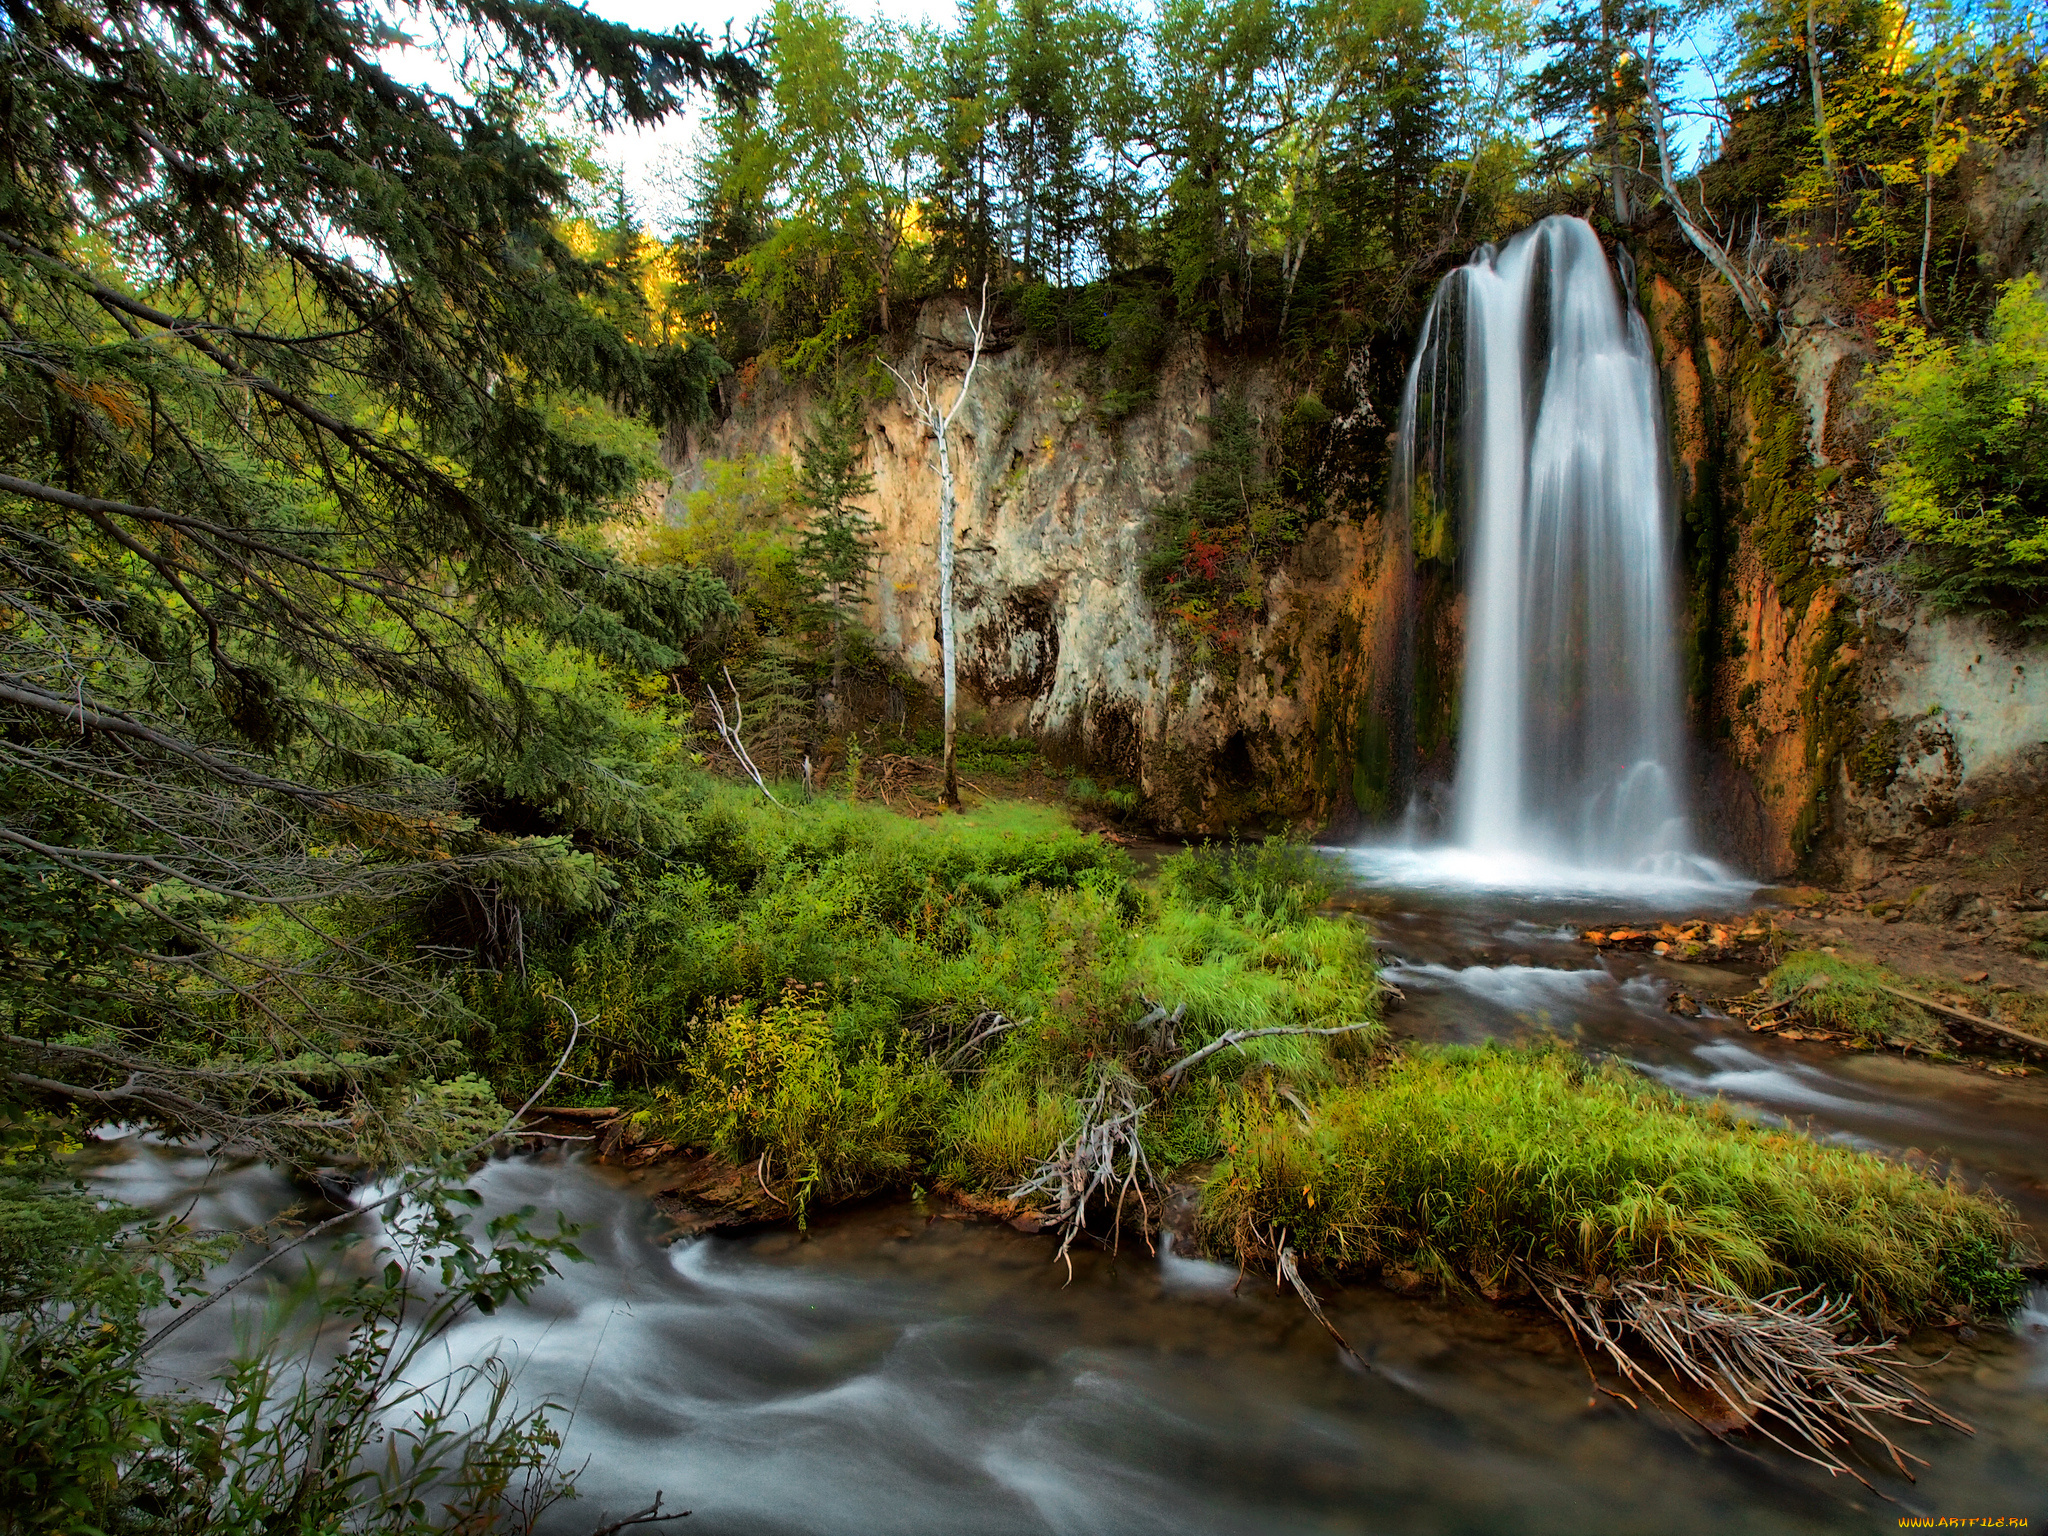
[660,989,948,1221]
[1866,274,2048,624]
[1158,838,1336,922]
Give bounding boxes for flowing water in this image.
[98,882,2048,1534]
[1392,215,1699,877]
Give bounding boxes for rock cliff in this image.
[674,311,1399,838]
[672,231,2047,876]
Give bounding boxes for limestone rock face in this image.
[675,259,2048,866]
[671,308,1392,836]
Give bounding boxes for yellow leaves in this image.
[54,374,142,432]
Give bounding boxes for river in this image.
[93,859,2048,1535]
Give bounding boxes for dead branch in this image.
[1129,998,1186,1065]
[1162,1022,1378,1086]
[939,1011,1018,1072]
[1872,984,2048,1055]
[1276,1240,1372,1371]
[704,666,786,809]
[1010,1064,1159,1279]
[589,1492,690,1535]
[1534,1269,1971,1485]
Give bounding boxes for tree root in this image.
[1533,1269,1970,1485]
[1009,1064,1158,1280]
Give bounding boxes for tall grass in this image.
[470,785,2031,1330]
[1765,950,1948,1049]
[1201,1043,2031,1325]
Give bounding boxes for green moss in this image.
[1789,608,1862,860]
[1352,709,1393,817]
[1737,347,1827,619]
[1853,717,1906,791]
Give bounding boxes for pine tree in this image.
[794,395,880,713]
[0,0,757,1157]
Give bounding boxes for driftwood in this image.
[1873,983,2048,1055]
[588,1491,690,1534]
[1162,1021,1378,1086]
[1010,1065,1158,1281]
[1536,1269,1970,1485]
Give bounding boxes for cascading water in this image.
[1389,215,1703,878]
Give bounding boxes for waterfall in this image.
[1391,215,1696,874]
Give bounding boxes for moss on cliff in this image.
[1735,346,1828,619]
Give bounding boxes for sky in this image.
[381,0,956,226]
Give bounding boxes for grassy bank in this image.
[480,783,2033,1334]
[479,785,1381,1218]
[1201,1044,2029,1326]
[1760,948,2048,1056]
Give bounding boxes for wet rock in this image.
[1380,1266,1431,1297]
[1468,1262,1530,1303]
[1666,990,1702,1017]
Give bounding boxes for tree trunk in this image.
[1919,89,1947,329]
[830,599,845,727]
[937,429,960,809]
[1643,25,1774,336]
[1806,0,1838,179]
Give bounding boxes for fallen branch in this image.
[1276,1240,1372,1371]
[589,1491,690,1534]
[1534,1269,1970,1485]
[1874,984,2048,1055]
[1162,1021,1377,1086]
[939,1011,1018,1072]
[1009,1064,1158,1280]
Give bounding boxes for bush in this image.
[1158,838,1336,922]
[653,988,948,1222]
[1866,274,2048,624]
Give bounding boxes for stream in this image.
[95,860,2048,1535]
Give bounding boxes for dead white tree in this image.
[881,278,990,809]
[702,666,787,809]
[1641,17,1777,337]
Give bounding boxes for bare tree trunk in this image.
[1806,0,1839,179]
[881,279,990,813]
[829,596,845,728]
[1643,22,1775,336]
[1919,89,1947,329]
[936,423,959,806]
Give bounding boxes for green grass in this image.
[1765,950,1959,1051]
[469,783,2033,1328]
[1199,1043,2031,1326]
